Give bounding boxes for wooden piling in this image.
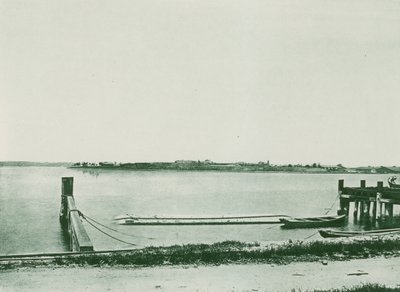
[60,177,74,225]
[338,179,345,215]
[353,200,359,216]
[372,202,377,222]
[359,201,365,218]
[361,181,369,218]
[377,181,383,219]
[366,202,371,217]
[372,198,377,222]
[387,203,394,220]
[338,179,344,192]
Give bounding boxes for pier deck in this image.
[338,179,400,221]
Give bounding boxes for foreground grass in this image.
[309,283,399,292]
[1,236,400,269]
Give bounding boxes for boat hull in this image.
[388,181,400,189]
[319,228,400,238]
[280,215,346,229]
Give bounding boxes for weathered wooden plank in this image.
[340,194,400,205]
[60,177,94,252]
[67,197,94,252]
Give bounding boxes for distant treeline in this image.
[71,160,351,173]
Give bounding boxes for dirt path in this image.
[1,256,400,292]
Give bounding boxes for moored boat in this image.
[319,227,400,238]
[279,215,346,229]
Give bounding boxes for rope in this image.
[266,224,280,230]
[82,213,155,240]
[324,193,340,215]
[82,217,137,246]
[118,213,291,220]
[304,231,319,240]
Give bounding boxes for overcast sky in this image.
[1,0,400,166]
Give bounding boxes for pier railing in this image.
[59,177,94,252]
[338,179,400,221]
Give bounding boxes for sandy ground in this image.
[1,256,400,292]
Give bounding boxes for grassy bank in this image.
[2,235,400,270]
[310,283,399,292]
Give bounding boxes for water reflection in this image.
[79,168,100,177]
[352,214,400,230]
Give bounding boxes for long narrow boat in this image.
[319,228,400,238]
[115,214,288,225]
[279,215,346,229]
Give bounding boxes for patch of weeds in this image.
[309,283,397,292]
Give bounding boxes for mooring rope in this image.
[81,213,155,240]
[303,231,319,240]
[324,193,340,215]
[82,216,137,246]
[118,213,291,220]
[266,224,280,230]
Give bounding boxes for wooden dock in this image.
[338,179,400,222]
[59,177,94,252]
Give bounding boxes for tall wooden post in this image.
[372,197,377,222]
[361,180,370,218]
[354,200,359,217]
[387,204,394,221]
[377,181,383,220]
[338,179,346,215]
[360,201,365,218]
[60,177,74,225]
[338,179,344,192]
[366,202,371,217]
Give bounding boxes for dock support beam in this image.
[354,201,359,217]
[361,180,371,218]
[338,179,349,215]
[387,203,394,221]
[372,197,377,222]
[377,181,383,220]
[59,177,94,252]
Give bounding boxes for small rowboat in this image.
[279,215,346,229]
[319,228,400,238]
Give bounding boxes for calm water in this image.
[0,167,394,254]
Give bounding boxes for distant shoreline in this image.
[69,161,400,174]
[1,160,399,174]
[70,165,350,174]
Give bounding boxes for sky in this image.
[1,0,400,166]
